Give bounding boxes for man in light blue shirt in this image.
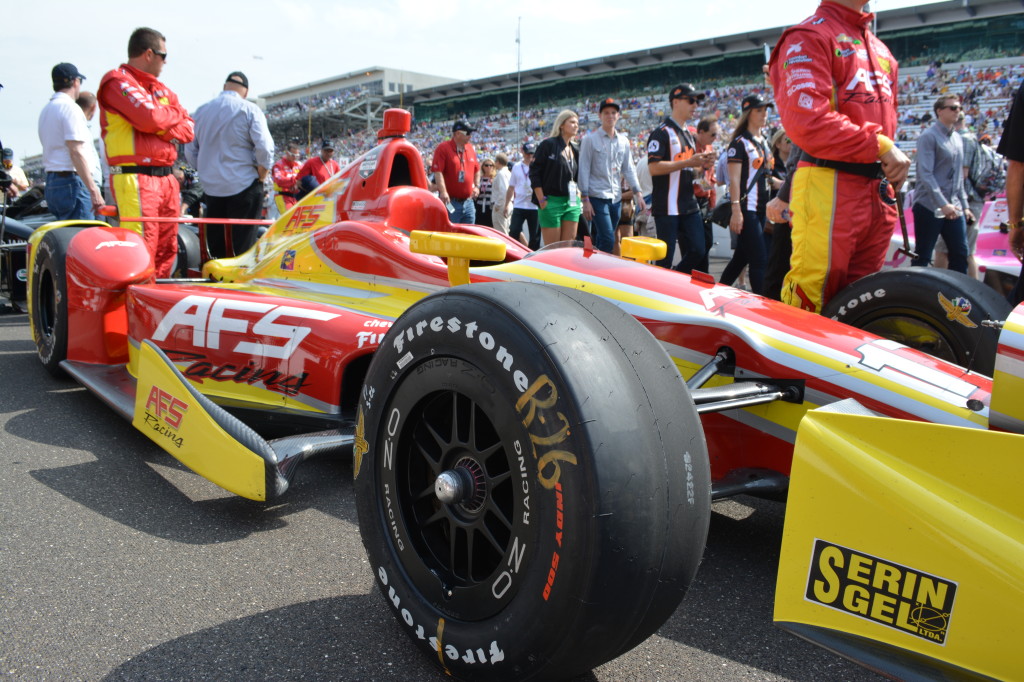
[185,71,274,257]
[579,98,646,253]
[910,94,973,273]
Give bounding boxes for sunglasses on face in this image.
[944,104,962,111]
[152,49,167,61]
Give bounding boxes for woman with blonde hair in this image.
[529,109,582,245]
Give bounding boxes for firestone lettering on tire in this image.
[376,566,506,666]
[392,315,530,393]
[831,288,887,319]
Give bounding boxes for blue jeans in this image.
[448,197,476,225]
[654,212,705,273]
[45,172,94,221]
[588,197,621,253]
[911,203,968,274]
[719,210,768,295]
[510,207,540,250]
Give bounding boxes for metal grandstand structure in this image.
[262,0,1024,145]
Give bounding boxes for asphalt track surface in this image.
[0,310,882,682]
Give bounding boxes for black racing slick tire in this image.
[353,282,711,681]
[172,225,200,278]
[31,228,78,377]
[823,268,1010,375]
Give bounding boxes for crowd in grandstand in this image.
[268,61,1022,178]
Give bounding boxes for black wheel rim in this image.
[380,358,529,621]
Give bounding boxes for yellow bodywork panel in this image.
[409,230,505,286]
[132,340,268,501]
[776,407,1023,680]
[620,236,667,263]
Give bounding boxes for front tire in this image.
[31,228,78,376]
[824,268,1010,375]
[354,282,710,681]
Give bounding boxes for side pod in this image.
[132,340,352,501]
[775,401,1023,681]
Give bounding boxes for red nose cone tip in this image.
[378,109,411,139]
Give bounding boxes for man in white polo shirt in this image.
[38,62,104,220]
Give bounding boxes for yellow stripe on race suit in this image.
[777,407,1024,680]
[486,258,988,431]
[111,173,145,235]
[132,340,267,500]
[782,166,838,313]
[103,112,136,161]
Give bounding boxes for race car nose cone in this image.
[435,470,468,504]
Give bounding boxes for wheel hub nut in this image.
[435,470,467,504]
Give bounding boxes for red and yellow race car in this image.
[27,109,1024,681]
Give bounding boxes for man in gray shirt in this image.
[579,98,645,253]
[910,94,973,273]
[185,71,274,257]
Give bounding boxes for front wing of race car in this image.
[776,400,1023,681]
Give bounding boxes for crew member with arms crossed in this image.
[769,0,910,313]
[99,27,194,277]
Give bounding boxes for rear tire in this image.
[354,282,710,681]
[172,225,200,278]
[824,268,1010,375]
[31,228,78,376]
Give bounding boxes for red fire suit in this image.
[272,157,302,214]
[98,63,194,278]
[769,0,899,313]
[296,156,340,186]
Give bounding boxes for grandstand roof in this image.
[392,0,1024,108]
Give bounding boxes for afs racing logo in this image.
[806,540,957,644]
[938,292,977,329]
[142,386,189,449]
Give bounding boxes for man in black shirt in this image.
[647,84,717,272]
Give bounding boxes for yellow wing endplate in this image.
[776,402,1024,680]
[132,340,271,501]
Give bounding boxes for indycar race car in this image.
[26,109,1024,681]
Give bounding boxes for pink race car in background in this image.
[885,194,1020,296]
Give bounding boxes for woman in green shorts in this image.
[529,110,582,246]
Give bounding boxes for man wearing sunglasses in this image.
[647,84,716,272]
[910,95,973,273]
[769,0,910,314]
[98,26,194,278]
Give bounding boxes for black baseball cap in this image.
[453,120,475,134]
[599,97,621,112]
[52,63,85,89]
[741,94,775,111]
[521,142,536,154]
[321,139,335,150]
[669,84,705,101]
[226,71,249,88]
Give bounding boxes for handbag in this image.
[711,143,768,227]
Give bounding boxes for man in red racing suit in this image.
[99,27,194,278]
[272,142,302,214]
[769,0,910,313]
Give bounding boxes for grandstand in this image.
[262,0,1024,162]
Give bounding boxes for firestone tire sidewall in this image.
[823,268,1010,375]
[353,283,703,681]
[30,229,75,376]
